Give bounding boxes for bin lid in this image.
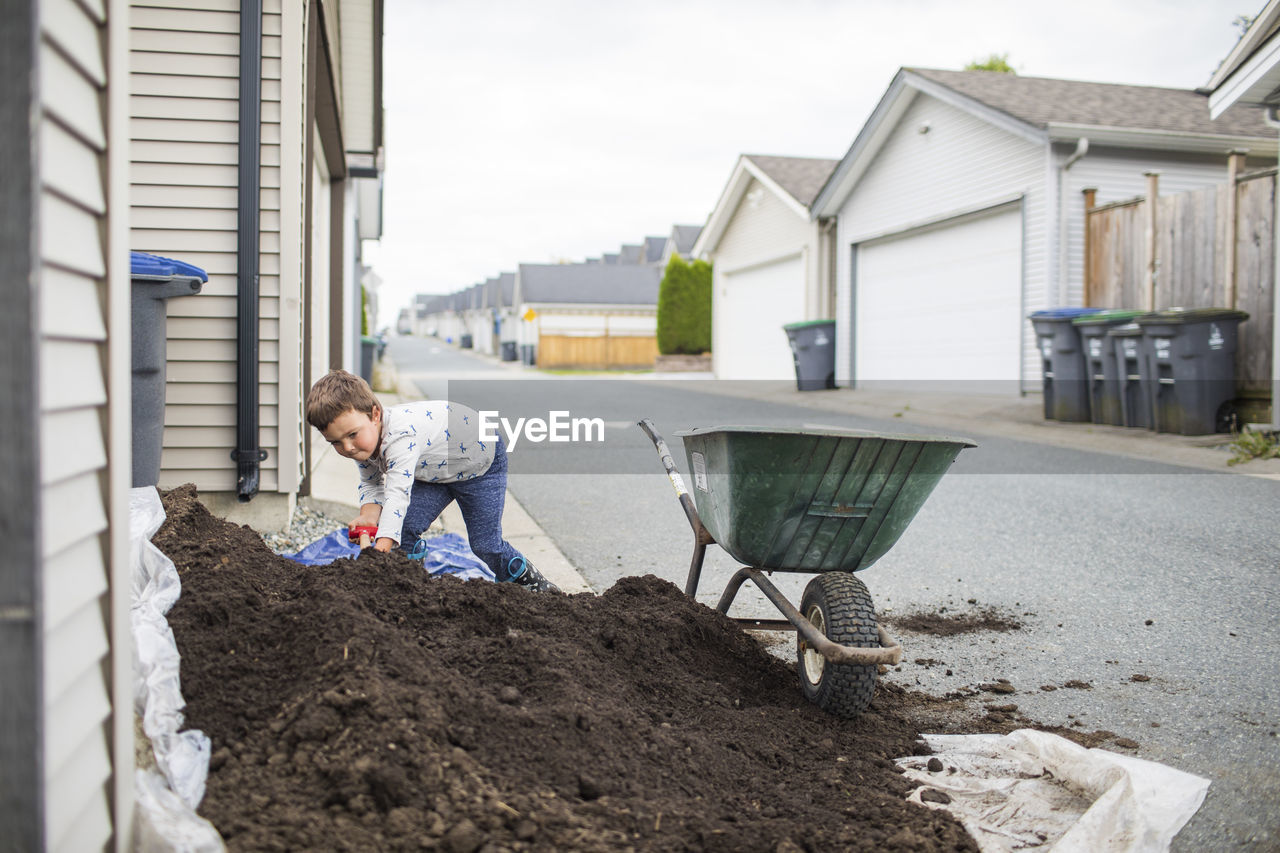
[1135,307,1249,325]
[1028,307,1106,321]
[781,319,835,331]
[1072,309,1150,326]
[130,251,209,282]
[1107,322,1144,336]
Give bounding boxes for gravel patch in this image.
[260,504,347,555]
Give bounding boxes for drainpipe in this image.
[1057,137,1088,305]
[234,0,266,500]
[1265,108,1280,430]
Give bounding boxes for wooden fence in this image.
[1085,163,1274,393]
[536,334,658,370]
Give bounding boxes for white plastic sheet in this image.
[130,487,225,851]
[897,729,1210,852]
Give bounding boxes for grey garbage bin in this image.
[782,320,836,391]
[520,344,536,366]
[1109,323,1152,429]
[131,251,206,487]
[501,341,518,362]
[460,333,474,349]
[1072,310,1148,426]
[360,335,379,384]
[1136,308,1249,435]
[1028,308,1105,421]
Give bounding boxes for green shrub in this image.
[656,254,712,355]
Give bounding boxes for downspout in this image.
[234,0,266,500]
[1264,107,1280,430]
[1057,137,1089,305]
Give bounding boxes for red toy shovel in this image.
[348,525,378,549]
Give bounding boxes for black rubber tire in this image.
[796,573,879,719]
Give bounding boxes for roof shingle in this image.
[908,68,1274,138]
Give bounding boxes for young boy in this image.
[304,369,559,593]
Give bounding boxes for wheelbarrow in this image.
[639,420,975,718]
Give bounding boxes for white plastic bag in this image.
[897,729,1209,852]
[130,487,224,850]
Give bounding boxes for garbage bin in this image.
[1028,308,1106,421]
[1135,308,1249,435]
[520,344,536,366]
[460,334,474,349]
[782,320,836,391]
[1108,323,1152,429]
[501,341,518,362]
[1072,310,1148,426]
[130,251,207,488]
[360,335,379,385]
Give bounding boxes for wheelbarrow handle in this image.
[637,419,690,499]
[639,419,715,598]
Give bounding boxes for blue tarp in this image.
[282,530,495,582]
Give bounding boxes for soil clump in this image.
[883,609,1023,636]
[157,484,1005,851]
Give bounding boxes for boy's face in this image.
[321,407,382,462]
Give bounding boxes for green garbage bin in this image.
[131,251,206,487]
[1028,308,1106,421]
[783,320,836,391]
[1135,308,1249,434]
[1072,310,1149,426]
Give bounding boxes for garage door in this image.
[715,256,806,380]
[855,207,1021,385]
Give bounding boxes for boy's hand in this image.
[374,537,395,553]
[350,504,382,530]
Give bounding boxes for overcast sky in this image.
[368,0,1261,327]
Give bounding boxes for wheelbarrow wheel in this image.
[797,573,879,719]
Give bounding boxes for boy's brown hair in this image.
[305,369,382,431]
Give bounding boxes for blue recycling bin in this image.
[131,251,206,487]
[1028,308,1106,421]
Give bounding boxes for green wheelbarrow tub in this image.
[676,425,975,573]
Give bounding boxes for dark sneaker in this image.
[507,556,561,593]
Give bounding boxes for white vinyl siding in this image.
[834,95,1043,387]
[130,0,285,493]
[39,0,116,848]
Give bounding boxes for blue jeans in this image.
[397,436,524,581]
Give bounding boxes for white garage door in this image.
[855,207,1021,386]
[715,256,806,380]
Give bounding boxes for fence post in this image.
[1082,188,1097,306]
[1225,149,1249,308]
[1144,172,1160,310]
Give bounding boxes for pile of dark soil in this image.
[159,485,988,852]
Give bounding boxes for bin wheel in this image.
[797,573,879,719]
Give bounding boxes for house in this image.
[1206,0,1280,429]
[514,262,662,368]
[660,223,703,267]
[130,0,385,526]
[810,68,1275,391]
[0,0,383,848]
[692,154,839,380]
